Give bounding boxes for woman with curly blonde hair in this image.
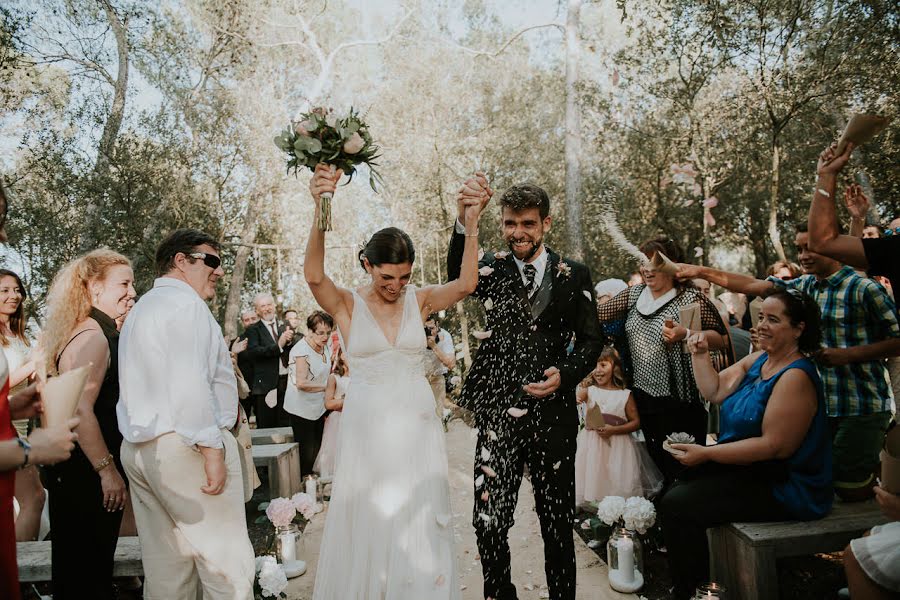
[42,248,136,599]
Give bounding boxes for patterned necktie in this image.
[523,263,537,297]
[269,322,278,342]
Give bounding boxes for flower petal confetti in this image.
[507,407,528,418]
[487,429,498,441]
[552,461,561,470]
[494,251,509,259]
[481,446,491,461]
[582,290,592,300]
[480,465,498,478]
[472,330,492,340]
[479,265,494,276]
[481,490,489,501]
[484,298,494,310]
[702,196,719,208]
[694,246,704,258]
[475,474,485,488]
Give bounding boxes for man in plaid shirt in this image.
[678,223,900,501]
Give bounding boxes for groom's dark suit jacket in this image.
[448,232,603,428]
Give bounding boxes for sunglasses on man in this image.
[186,252,221,270]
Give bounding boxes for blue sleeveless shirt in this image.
[718,354,833,520]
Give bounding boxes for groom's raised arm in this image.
[557,265,603,391]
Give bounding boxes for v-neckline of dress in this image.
[354,288,409,348]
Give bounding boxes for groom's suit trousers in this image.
[473,421,578,600]
[121,431,255,600]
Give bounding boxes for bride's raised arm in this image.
[418,186,490,315]
[305,163,353,320]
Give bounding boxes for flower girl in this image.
[575,347,662,505]
[313,349,349,481]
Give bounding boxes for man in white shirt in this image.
[117,229,255,599]
[424,315,456,417]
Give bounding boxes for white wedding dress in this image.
[313,285,459,600]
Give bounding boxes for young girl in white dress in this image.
[313,349,349,481]
[575,347,662,505]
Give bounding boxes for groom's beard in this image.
[507,236,543,261]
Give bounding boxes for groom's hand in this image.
[523,366,561,398]
[456,172,492,226]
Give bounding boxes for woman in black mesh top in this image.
[597,237,730,483]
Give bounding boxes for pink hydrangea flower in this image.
[265,497,296,528]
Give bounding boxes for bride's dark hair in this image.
[358,227,415,271]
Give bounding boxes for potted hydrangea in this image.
[256,492,322,579]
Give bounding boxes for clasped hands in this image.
[457,172,493,226]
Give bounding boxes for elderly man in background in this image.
[244,293,294,428]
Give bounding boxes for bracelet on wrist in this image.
[94,453,114,473]
[16,437,31,469]
[464,231,478,238]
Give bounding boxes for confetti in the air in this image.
[507,407,528,418]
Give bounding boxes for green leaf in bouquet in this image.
[254,515,269,525]
[294,136,322,155]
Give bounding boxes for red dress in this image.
[0,370,20,600]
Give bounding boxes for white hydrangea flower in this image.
[622,496,657,534]
[596,495,626,526]
[258,559,288,597]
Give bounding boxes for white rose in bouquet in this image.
[596,495,626,526]
[293,120,315,136]
[343,132,365,154]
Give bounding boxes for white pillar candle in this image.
[305,476,317,498]
[617,536,635,584]
[280,532,296,562]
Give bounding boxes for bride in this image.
[306,164,488,599]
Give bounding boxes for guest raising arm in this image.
[660,290,832,600]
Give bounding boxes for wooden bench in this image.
[252,442,301,498]
[708,500,888,600]
[17,536,142,582]
[250,426,294,445]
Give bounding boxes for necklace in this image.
[761,348,801,379]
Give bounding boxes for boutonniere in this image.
[556,261,572,279]
[494,250,509,260]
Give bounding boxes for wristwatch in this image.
[16,437,31,469]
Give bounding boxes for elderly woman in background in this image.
[0,269,47,543]
[660,290,832,598]
[42,249,137,599]
[284,310,334,477]
[596,237,730,483]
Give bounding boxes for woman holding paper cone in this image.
[0,269,48,543]
[659,289,831,599]
[41,249,136,600]
[596,237,731,484]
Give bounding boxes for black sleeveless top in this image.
[57,308,123,456]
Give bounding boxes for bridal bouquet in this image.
[273,106,382,231]
[596,495,656,534]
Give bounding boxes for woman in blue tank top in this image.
[659,290,832,599]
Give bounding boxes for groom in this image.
[448,176,603,600]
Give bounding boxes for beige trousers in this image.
[121,432,255,600]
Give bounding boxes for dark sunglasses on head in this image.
[186,252,221,270]
[884,227,900,237]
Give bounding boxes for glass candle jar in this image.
[606,527,644,592]
[694,582,727,599]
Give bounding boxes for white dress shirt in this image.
[455,219,547,293]
[117,277,238,448]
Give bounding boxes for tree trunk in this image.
[223,193,263,338]
[564,0,584,260]
[81,0,129,251]
[767,138,787,262]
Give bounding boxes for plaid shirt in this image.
[768,266,898,417]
